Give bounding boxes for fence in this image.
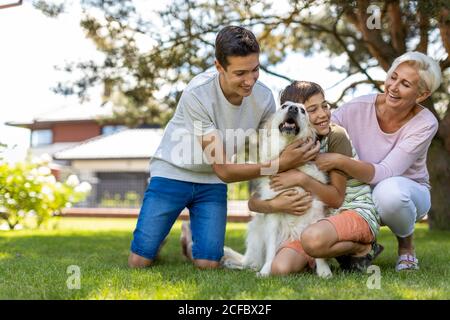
[75,173,251,208]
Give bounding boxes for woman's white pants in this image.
[372,177,431,238]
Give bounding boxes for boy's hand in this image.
[278,138,320,172]
[269,189,313,216]
[270,169,307,191]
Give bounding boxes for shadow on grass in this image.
[0,224,448,299]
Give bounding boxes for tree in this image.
[35,0,450,230]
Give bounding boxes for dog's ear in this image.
[304,112,318,141]
[309,125,318,139]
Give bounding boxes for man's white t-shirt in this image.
[150,68,276,184]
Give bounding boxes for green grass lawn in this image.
[0,218,449,300]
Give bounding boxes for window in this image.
[101,125,126,136]
[31,129,53,147]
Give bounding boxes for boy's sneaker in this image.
[336,242,384,273]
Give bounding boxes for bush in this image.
[227,181,249,200]
[0,155,91,230]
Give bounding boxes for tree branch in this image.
[346,0,398,70]
[219,7,381,92]
[441,58,450,70]
[259,65,293,82]
[329,10,383,91]
[326,63,379,90]
[330,79,384,106]
[387,0,406,53]
[414,5,429,53]
[0,0,22,10]
[439,7,450,71]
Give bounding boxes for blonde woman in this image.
[314,52,442,271]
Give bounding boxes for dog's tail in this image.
[221,246,245,270]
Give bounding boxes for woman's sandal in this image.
[395,254,419,272]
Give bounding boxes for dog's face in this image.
[269,101,313,141]
[259,101,316,162]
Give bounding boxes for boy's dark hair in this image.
[280,81,325,105]
[215,26,260,70]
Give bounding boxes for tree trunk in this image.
[427,139,450,230]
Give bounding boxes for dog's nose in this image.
[288,105,298,114]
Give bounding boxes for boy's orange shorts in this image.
[279,210,374,269]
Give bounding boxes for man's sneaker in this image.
[180,221,192,260]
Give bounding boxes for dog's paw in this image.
[257,263,272,277]
[243,263,260,271]
[256,270,270,278]
[221,258,244,270]
[316,267,333,279]
[315,258,332,278]
[220,257,244,270]
[242,257,262,271]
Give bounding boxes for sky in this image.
[0,0,385,163]
[0,1,102,161]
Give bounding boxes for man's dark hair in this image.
[280,81,325,105]
[215,26,260,70]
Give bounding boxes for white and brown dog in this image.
[222,101,332,278]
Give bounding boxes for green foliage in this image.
[35,0,449,126]
[227,182,250,200]
[0,156,91,230]
[33,0,65,17]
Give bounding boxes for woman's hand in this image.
[270,169,308,191]
[268,189,313,216]
[315,153,342,172]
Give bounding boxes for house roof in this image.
[53,128,164,160]
[30,142,80,157]
[6,101,114,127]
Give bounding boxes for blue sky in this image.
[0,0,385,162]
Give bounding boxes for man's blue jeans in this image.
[130,176,228,261]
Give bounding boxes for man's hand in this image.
[268,189,313,216]
[278,138,320,172]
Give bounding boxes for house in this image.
[6,102,163,208]
[53,128,163,208]
[6,102,250,214]
[5,102,123,158]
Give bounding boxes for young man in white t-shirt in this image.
[128,26,319,269]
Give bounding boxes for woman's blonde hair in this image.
[386,51,442,94]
